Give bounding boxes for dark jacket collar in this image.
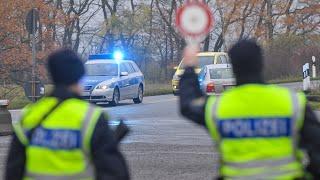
[50,86,82,101]
[236,74,265,86]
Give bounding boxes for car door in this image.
[119,63,130,99]
[125,62,139,98]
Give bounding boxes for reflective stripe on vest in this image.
[225,156,296,169]
[225,169,301,180]
[206,85,305,179]
[26,168,93,180]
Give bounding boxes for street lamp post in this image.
[31,8,36,102]
[26,8,39,102]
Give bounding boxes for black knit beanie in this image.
[47,49,85,86]
[228,39,263,78]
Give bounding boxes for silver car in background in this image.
[198,64,236,95]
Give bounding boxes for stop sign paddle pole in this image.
[176,1,214,45]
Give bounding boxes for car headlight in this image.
[96,84,109,90]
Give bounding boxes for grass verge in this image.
[144,83,172,96]
[269,77,320,84]
[4,82,320,110]
[0,86,31,110]
[309,101,320,110]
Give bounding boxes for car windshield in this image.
[181,56,214,69]
[85,63,118,76]
[209,68,233,79]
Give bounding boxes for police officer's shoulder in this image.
[78,100,108,120]
[266,84,291,92]
[23,97,58,112]
[268,84,307,104]
[62,98,95,111]
[19,97,59,125]
[296,91,307,107]
[267,84,306,96]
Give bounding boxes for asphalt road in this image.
[108,95,218,180]
[1,81,319,179]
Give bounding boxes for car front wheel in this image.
[133,85,143,104]
[110,88,120,106]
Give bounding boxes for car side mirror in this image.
[173,66,178,70]
[120,72,129,76]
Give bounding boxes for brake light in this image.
[206,82,215,93]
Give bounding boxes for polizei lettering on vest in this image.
[30,127,81,150]
[218,118,291,138]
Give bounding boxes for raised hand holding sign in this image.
[176,1,214,67]
[176,1,214,45]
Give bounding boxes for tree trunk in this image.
[266,0,273,42]
[214,33,223,52]
[203,34,210,51]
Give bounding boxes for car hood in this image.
[80,76,116,87]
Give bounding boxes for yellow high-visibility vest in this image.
[13,97,103,180]
[205,84,306,179]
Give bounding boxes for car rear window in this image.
[181,56,214,69]
[216,55,229,64]
[209,68,233,79]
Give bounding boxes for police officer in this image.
[5,49,130,180]
[179,40,320,179]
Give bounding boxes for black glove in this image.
[114,120,130,143]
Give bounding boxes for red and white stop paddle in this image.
[176,1,214,45]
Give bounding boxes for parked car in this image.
[198,64,235,95]
[80,53,145,106]
[172,52,229,95]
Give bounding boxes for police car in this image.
[80,52,145,106]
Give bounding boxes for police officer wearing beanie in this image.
[179,40,320,179]
[5,49,130,180]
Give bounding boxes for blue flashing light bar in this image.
[88,51,125,61]
[113,51,124,61]
[88,54,114,60]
